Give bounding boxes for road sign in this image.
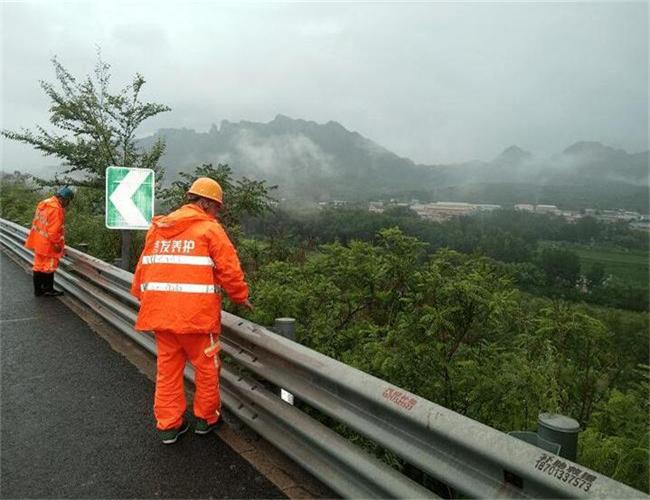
[106,166,155,230]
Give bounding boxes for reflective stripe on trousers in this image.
[209,333,221,421]
[140,282,221,294]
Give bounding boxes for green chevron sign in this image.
[105,166,155,230]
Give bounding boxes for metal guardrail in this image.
[1,217,645,499]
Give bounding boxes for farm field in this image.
[541,241,649,287]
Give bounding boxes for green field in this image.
[541,241,649,287]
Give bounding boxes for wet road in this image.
[0,251,285,499]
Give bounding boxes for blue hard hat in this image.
[56,186,75,200]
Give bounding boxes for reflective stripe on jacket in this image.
[131,204,248,334]
[24,196,65,257]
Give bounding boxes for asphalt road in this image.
[0,251,285,499]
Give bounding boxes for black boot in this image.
[33,272,46,296]
[42,273,64,297]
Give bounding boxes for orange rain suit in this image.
[131,204,249,431]
[24,196,66,272]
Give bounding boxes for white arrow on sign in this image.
[109,169,150,227]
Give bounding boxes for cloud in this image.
[232,128,335,176]
[1,1,647,171]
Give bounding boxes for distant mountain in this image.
[558,141,649,183]
[493,145,533,166]
[137,115,648,208]
[139,115,438,201]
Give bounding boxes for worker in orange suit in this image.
[24,186,74,297]
[131,177,253,445]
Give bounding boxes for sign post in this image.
[106,166,155,269]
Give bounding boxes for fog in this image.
[1,1,648,172]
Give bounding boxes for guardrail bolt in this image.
[537,413,580,461]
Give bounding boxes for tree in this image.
[159,163,276,236]
[537,247,581,289]
[586,262,606,289]
[579,369,650,493]
[0,172,43,226]
[2,53,170,189]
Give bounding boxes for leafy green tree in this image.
[590,277,649,312]
[579,369,650,493]
[2,54,170,188]
[63,187,121,261]
[586,262,606,289]
[2,53,171,270]
[525,302,611,423]
[243,225,648,491]
[537,247,581,289]
[382,205,419,218]
[0,172,43,225]
[570,216,602,242]
[159,163,276,241]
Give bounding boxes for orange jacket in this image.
[131,204,249,334]
[24,196,65,257]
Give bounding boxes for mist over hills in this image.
[138,115,434,201]
[10,115,647,211]
[137,115,648,210]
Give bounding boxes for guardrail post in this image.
[120,230,132,271]
[537,413,580,461]
[274,317,296,405]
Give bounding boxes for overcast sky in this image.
[1,1,648,170]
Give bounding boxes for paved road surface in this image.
[0,251,285,499]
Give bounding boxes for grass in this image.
[540,241,649,288]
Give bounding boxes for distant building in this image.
[623,211,642,221]
[630,221,650,232]
[368,201,384,213]
[410,202,477,221]
[318,200,349,209]
[535,204,561,215]
[515,204,535,212]
[562,211,583,222]
[475,204,501,212]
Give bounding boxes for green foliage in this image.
[526,303,611,423]
[424,182,649,213]
[63,188,121,262]
[589,277,650,312]
[243,227,649,491]
[247,207,648,311]
[578,370,650,492]
[0,171,120,261]
[158,163,276,242]
[0,172,43,226]
[2,53,170,189]
[382,205,420,218]
[586,262,606,288]
[545,241,649,287]
[536,247,581,289]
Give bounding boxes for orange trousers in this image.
[32,253,60,272]
[153,331,221,431]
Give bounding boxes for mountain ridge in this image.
[136,115,648,207]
